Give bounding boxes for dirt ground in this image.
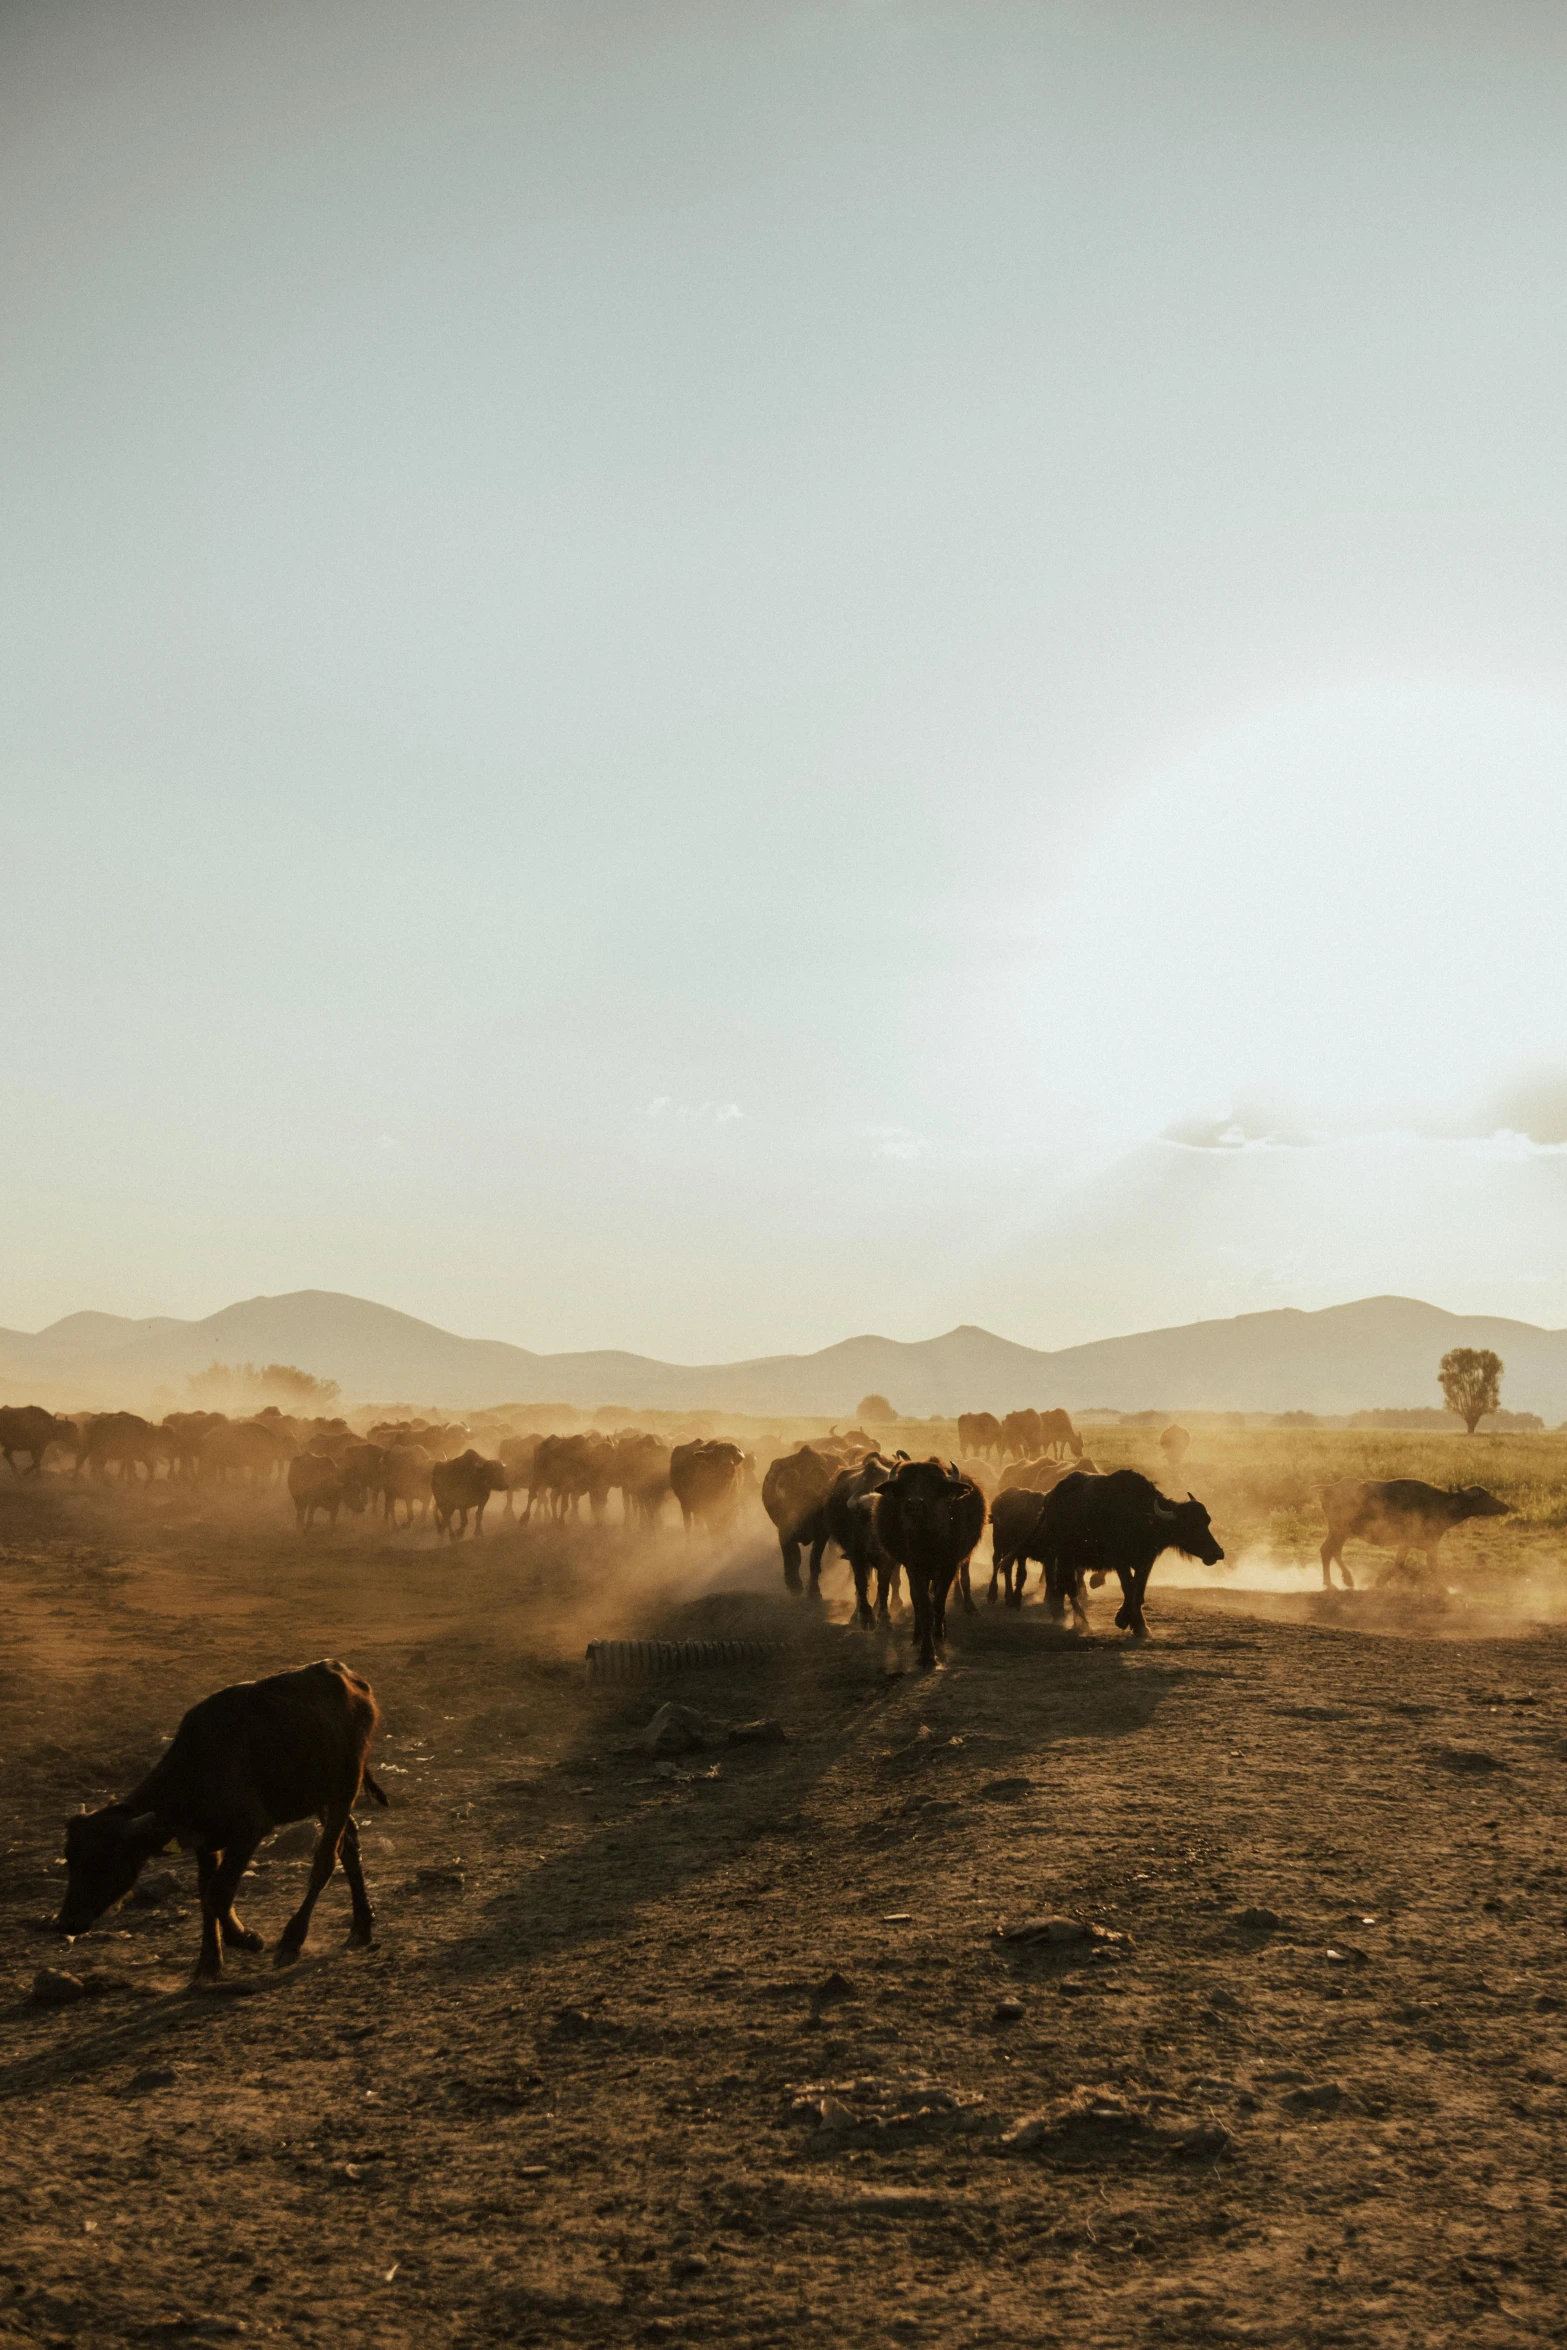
[4,1475,1567,2348]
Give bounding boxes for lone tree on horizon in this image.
[1438,1346,1503,1434]
[856,1392,897,1422]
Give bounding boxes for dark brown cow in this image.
[431,1449,508,1539]
[957,1411,1004,1463]
[1318,1479,1508,1589]
[1000,1409,1043,1462]
[1038,1408,1083,1460]
[77,1411,168,1482]
[669,1439,747,1534]
[58,1659,387,1981]
[762,1445,836,1596]
[287,1453,367,1532]
[871,1458,987,1668]
[1034,1470,1222,1639]
[824,1453,899,1627]
[0,1406,78,1476]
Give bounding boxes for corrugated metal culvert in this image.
[584,1638,783,1682]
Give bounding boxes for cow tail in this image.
[360,1770,391,1809]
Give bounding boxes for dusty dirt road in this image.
[3,1481,1566,2346]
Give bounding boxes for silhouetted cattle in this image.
[77,1411,168,1482]
[824,1453,899,1627]
[431,1449,508,1539]
[0,1406,77,1476]
[669,1439,747,1534]
[382,1443,434,1529]
[58,1659,387,1981]
[1159,1424,1191,1470]
[763,1445,836,1596]
[871,1458,987,1668]
[287,1453,367,1532]
[201,1418,296,1488]
[617,1433,672,1530]
[997,1453,1098,1497]
[1318,1478,1508,1589]
[987,1485,1049,1606]
[958,1412,1004,1463]
[1038,1408,1083,1460]
[1000,1409,1042,1461]
[1034,1469,1222,1639]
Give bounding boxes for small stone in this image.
[1174,2121,1232,2158]
[553,2006,595,2038]
[31,1969,87,2007]
[1324,1945,1369,1967]
[727,1719,787,1746]
[993,1999,1025,2024]
[979,1778,1033,1802]
[127,2067,178,2093]
[1430,1746,1507,1775]
[817,2095,857,2132]
[1285,2082,1344,2113]
[641,1703,709,1758]
[813,1970,856,2007]
[999,1915,1088,1945]
[412,1867,465,1892]
[1235,1906,1282,1931]
[671,2253,709,2278]
[651,1761,679,1781]
[1207,1988,1243,2012]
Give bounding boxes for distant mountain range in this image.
[1,1288,1565,1421]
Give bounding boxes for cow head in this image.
[1455,1486,1509,1521]
[58,1804,172,1936]
[1152,1492,1224,1566]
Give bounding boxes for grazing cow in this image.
[871,1458,987,1668]
[1034,1469,1222,1639]
[58,1660,387,1980]
[382,1444,434,1529]
[0,1406,78,1476]
[824,1453,900,1627]
[957,1411,1004,1464]
[1159,1424,1191,1471]
[1038,1408,1083,1461]
[287,1453,367,1532]
[669,1439,747,1534]
[762,1445,836,1596]
[1318,1479,1509,1589]
[431,1449,508,1539]
[1000,1408,1043,1462]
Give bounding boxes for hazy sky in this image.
[7,1,1567,1360]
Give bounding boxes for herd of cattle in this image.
[0,1398,1513,1669]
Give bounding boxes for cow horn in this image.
[120,1811,162,1839]
[1152,1499,1176,1522]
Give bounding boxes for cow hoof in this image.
[784,1571,803,1595]
[227,1928,265,1952]
[347,1929,375,1950]
[273,1943,303,1969]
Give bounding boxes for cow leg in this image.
[807,1526,828,1597]
[1320,1534,1345,1589]
[875,1559,897,1624]
[194,1841,263,1977]
[934,1569,956,1648]
[851,1557,877,1631]
[956,1556,975,1615]
[910,1577,938,1669]
[337,1815,375,1947]
[780,1533,803,1595]
[275,1803,350,1966]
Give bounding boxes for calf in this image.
[988,1484,1049,1606]
[1035,1469,1222,1639]
[824,1453,899,1627]
[1319,1478,1508,1589]
[872,1458,987,1668]
[58,1659,388,1981]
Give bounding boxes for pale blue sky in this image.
[7,2,1567,1358]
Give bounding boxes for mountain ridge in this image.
[2,1288,1566,1419]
